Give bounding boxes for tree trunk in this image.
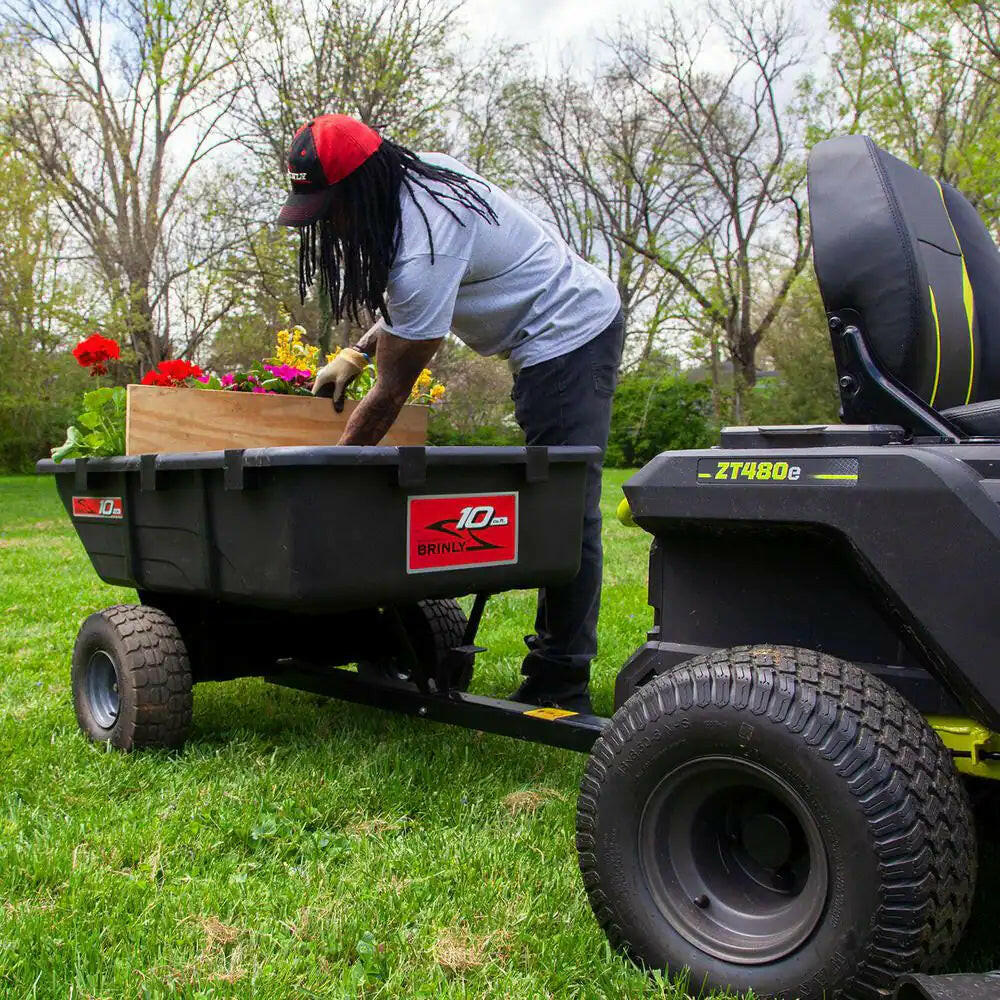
[730,335,757,424]
[126,282,163,373]
[709,332,723,421]
[318,291,334,357]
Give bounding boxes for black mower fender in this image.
[895,972,1000,1000]
[623,443,1000,729]
[614,640,712,710]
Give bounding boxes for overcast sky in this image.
[460,0,829,63]
[461,0,668,54]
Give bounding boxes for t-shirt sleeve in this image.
[382,253,467,340]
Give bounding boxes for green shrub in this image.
[423,343,521,447]
[427,413,523,447]
[745,373,841,426]
[606,371,714,467]
[749,269,840,425]
[0,356,91,472]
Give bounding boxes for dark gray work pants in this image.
[511,310,625,685]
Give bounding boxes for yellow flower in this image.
[416,369,433,389]
[272,331,291,364]
[430,384,446,403]
[268,325,320,373]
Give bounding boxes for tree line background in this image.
[0,0,997,471]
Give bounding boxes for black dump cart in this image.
[38,444,607,751]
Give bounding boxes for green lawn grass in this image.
[1,471,996,999]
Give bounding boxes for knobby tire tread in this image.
[75,604,193,751]
[576,645,975,999]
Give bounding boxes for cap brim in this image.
[276,185,335,227]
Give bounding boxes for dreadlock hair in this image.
[297,138,499,325]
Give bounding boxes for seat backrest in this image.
[808,134,1000,409]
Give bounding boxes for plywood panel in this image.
[125,385,428,454]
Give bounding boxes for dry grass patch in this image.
[198,914,243,952]
[433,927,504,974]
[502,787,566,816]
[378,872,413,895]
[141,916,247,989]
[282,903,341,941]
[346,815,405,837]
[0,534,73,554]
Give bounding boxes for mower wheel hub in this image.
[740,810,793,872]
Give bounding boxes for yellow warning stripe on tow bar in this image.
[522,707,578,720]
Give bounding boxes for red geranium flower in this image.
[72,334,120,376]
[157,359,203,382]
[140,358,204,387]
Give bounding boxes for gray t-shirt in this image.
[381,153,621,373]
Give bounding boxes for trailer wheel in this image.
[72,604,193,751]
[359,599,472,691]
[577,645,975,1000]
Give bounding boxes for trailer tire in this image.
[577,645,975,1000]
[72,604,193,751]
[359,599,472,691]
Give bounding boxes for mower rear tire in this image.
[358,599,473,692]
[72,604,193,751]
[577,645,976,1000]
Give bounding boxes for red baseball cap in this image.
[277,115,383,226]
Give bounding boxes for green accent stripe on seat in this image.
[962,262,975,403]
[928,284,942,407]
[935,179,976,404]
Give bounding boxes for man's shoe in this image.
[508,676,593,715]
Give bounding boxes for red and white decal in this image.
[407,492,518,573]
[72,496,123,520]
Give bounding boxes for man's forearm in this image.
[337,385,407,445]
[337,326,441,445]
[353,323,382,357]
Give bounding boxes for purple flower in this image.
[264,363,311,382]
[197,374,211,383]
[251,385,274,394]
[220,373,235,387]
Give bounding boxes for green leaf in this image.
[251,815,279,840]
[355,932,377,957]
[51,425,83,462]
[83,386,114,410]
[77,411,102,429]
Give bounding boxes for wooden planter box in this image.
[124,384,428,455]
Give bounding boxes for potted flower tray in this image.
[124,384,428,455]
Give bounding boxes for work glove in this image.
[312,348,368,413]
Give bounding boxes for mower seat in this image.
[808,135,1000,435]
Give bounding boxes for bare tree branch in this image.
[3,0,248,368]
